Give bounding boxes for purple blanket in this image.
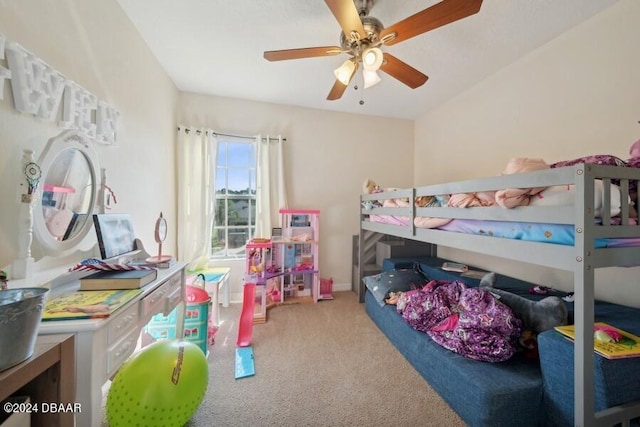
[397,280,522,362]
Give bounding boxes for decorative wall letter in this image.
[1,34,119,143]
[5,42,66,121]
[61,81,97,138]
[96,101,119,145]
[0,34,11,100]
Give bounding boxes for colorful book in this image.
[42,289,141,321]
[554,322,640,359]
[79,268,157,291]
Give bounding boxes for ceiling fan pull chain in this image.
[357,70,365,106]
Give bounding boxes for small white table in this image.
[186,267,230,327]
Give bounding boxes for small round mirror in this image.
[146,212,172,264]
[154,212,167,244]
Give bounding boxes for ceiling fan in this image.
[264,0,483,101]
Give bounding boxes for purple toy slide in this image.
[236,283,256,347]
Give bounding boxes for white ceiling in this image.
[116,0,620,120]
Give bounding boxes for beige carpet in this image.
[183,291,466,427]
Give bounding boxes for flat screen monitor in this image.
[92,213,137,260]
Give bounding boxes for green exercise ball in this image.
[106,339,208,427]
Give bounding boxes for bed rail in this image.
[360,160,640,242]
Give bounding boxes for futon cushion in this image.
[538,303,640,426]
[365,290,544,426]
[383,255,640,427]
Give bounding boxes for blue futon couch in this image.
[363,256,640,426]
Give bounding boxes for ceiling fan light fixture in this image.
[334,59,356,85]
[363,70,381,88]
[362,47,383,71]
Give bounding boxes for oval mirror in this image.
[146,212,172,264]
[33,130,99,254]
[155,213,167,243]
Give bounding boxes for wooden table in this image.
[0,334,75,427]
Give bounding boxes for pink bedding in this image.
[370,177,632,231]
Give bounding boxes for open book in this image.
[555,322,640,359]
[42,289,141,321]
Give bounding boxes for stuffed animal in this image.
[630,139,640,158]
[414,195,438,207]
[362,178,403,195]
[362,178,382,194]
[363,178,438,207]
[480,272,568,333]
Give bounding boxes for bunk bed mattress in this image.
[368,215,640,248]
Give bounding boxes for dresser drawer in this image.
[164,282,183,314]
[106,327,139,378]
[140,272,182,321]
[107,303,139,345]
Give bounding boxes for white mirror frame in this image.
[33,129,100,254]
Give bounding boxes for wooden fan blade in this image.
[327,62,359,100]
[264,46,342,61]
[379,53,428,89]
[325,0,366,41]
[327,80,348,101]
[381,0,483,46]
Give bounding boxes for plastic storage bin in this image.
[319,277,333,300]
[183,300,209,355]
[145,283,211,356]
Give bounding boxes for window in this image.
[212,140,256,258]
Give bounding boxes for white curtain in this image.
[177,127,218,271]
[255,134,288,238]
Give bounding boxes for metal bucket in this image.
[0,287,49,371]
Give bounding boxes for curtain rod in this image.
[177,126,286,142]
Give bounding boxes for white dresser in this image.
[37,262,186,427]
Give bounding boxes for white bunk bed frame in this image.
[358,163,640,427]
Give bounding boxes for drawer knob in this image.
[115,339,135,357]
[116,314,135,330]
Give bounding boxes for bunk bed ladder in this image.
[361,230,381,265]
[353,230,385,302]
